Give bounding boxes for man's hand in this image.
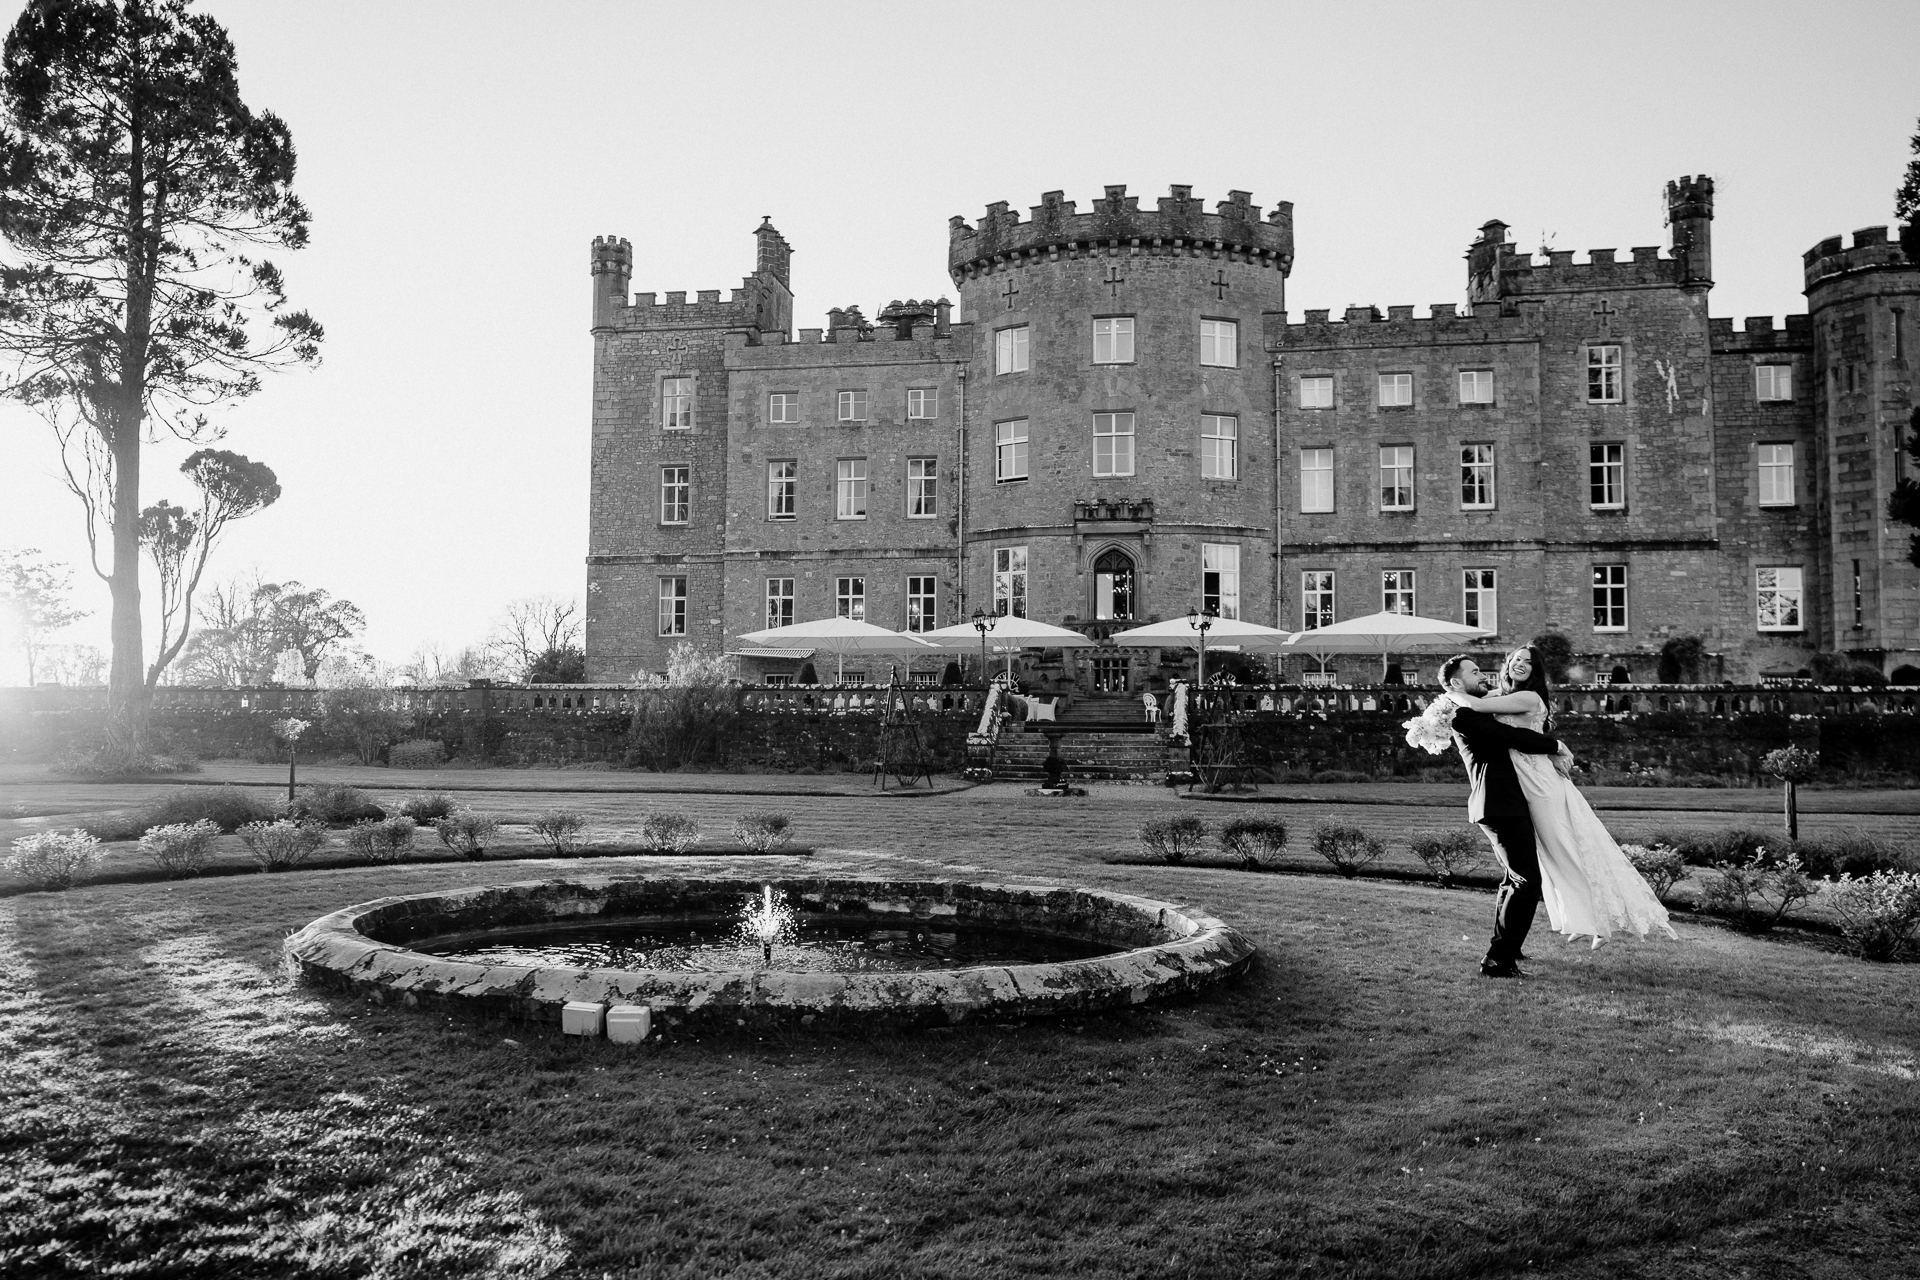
[1554,743,1575,778]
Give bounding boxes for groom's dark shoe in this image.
[1478,960,1527,979]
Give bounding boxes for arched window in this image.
[1093,548,1136,621]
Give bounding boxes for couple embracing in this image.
[1408,646,1676,978]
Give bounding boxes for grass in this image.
[1,773,1918,1277]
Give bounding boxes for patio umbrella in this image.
[732,617,938,683]
[917,615,1097,681]
[1107,615,1295,685]
[1282,610,1493,680]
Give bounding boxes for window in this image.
[657,577,687,636]
[1587,345,1622,403]
[995,419,1029,482]
[1756,567,1804,632]
[1300,448,1334,512]
[1589,444,1625,508]
[836,459,868,520]
[835,577,865,621]
[768,392,799,424]
[662,377,693,429]
[767,461,796,520]
[1460,444,1495,508]
[1300,375,1334,409]
[907,387,938,419]
[1301,571,1335,630]
[907,576,938,632]
[1093,317,1134,364]
[1853,559,1863,628]
[1458,369,1493,404]
[1202,544,1240,619]
[659,466,689,524]
[1382,569,1415,615]
[995,325,1029,374]
[1201,414,1237,480]
[1379,445,1414,511]
[1463,569,1498,632]
[907,457,938,518]
[1378,373,1412,407]
[765,578,794,629]
[1758,444,1795,507]
[1200,319,1238,368]
[993,546,1027,618]
[1093,548,1135,621]
[1093,412,1135,477]
[1592,564,1628,631]
[836,390,869,422]
[1756,365,1793,402]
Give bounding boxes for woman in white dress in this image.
[1447,646,1677,947]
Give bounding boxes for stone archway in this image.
[1092,546,1138,622]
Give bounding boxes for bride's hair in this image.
[1501,645,1554,733]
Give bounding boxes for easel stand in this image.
[874,678,935,790]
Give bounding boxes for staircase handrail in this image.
[970,683,1005,744]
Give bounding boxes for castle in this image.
[584,180,1920,689]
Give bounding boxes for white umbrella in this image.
[1283,610,1492,680]
[917,614,1096,681]
[733,616,938,683]
[1107,614,1295,686]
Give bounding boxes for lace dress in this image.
[1497,703,1677,946]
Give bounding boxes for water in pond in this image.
[418,916,1117,973]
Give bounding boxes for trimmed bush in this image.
[236,820,325,872]
[291,783,384,825]
[1313,823,1385,878]
[1407,828,1485,885]
[1791,831,1912,880]
[388,738,444,770]
[397,792,456,822]
[1621,842,1690,903]
[1138,815,1208,864]
[1823,870,1920,961]
[136,820,221,877]
[6,829,106,889]
[1219,818,1287,869]
[529,809,588,855]
[137,786,275,835]
[1700,850,1814,931]
[639,812,702,854]
[1660,829,1774,868]
[344,816,418,864]
[731,811,794,854]
[434,810,500,860]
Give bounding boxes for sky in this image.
[2,0,1917,682]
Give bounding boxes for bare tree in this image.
[177,573,271,685]
[0,548,89,683]
[486,597,581,680]
[255,581,365,681]
[399,643,502,689]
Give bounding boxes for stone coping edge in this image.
[283,874,1255,1032]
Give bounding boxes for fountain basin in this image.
[283,875,1255,1032]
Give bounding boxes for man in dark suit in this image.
[1439,654,1574,977]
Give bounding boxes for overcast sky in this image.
[3,0,1917,679]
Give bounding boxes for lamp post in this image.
[1185,603,1219,687]
[970,607,998,687]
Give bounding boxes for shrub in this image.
[388,738,444,769]
[1823,870,1920,961]
[1308,770,1374,785]
[625,644,740,771]
[292,783,385,825]
[1891,664,1920,686]
[136,820,221,877]
[529,808,588,855]
[319,686,414,765]
[1664,828,1773,868]
[1621,842,1690,903]
[1657,635,1707,683]
[731,811,794,854]
[1530,632,1574,683]
[138,785,275,834]
[434,810,500,860]
[1219,818,1287,869]
[1810,652,1887,687]
[343,815,418,864]
[6,829,106,889]
[639,811,702,854]
[236,820,325,872]
[1138,815,1209,864]
[1407,828,1485,885]
[1791,831,1912,880]
[1700,849,1814,931]
[1313,823,1386,878]
[397,792,456,822]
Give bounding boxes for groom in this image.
[1439,655,1574,978]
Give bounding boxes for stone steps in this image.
[991,730,1184,781]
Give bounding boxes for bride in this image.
[1446,646,1677,946]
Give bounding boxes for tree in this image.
[254,581,364,681]
[1530,632,1574,683]
[486,597,581,680]
[176,573,272,685]
[1897,115,1920,225]
[0,0,321,759]
[527,645,586,684]
[0,548,89,683]
[398,643,502,688]
[139,448,278,688]
[1657,635,1707,684]
[1887,408,1920,567]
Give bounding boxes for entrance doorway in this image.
[1093,548,1136,621]
[1091,656,1131,693]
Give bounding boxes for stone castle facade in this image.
[584,180,1920,687]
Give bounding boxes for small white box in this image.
[606,1004,652,1044]
[560,1001,605,1037]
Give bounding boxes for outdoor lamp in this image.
[971,607,997,686]
[1187,604,1218,686]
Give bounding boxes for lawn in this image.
[2,772,1917,1278]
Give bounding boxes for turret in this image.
[1666,175,1714,287]
[590,235,631,331]
[1466,220,1510,304]
[755,216,791,288]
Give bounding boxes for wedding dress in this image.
[1497,702,1677,945]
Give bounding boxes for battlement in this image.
[616,279,762,329]
[1802,224,1919,291]
[948,183,1293,279]
[1267,300,1545,350]
[1484,240,1684,294]
[724,319,976,365]
[1709,314,1812,353]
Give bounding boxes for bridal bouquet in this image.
[1402,696,1460,755]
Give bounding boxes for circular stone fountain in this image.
[283,875,1254,1032]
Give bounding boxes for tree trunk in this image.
[1784,779,1799,842]
[103,408,148,760]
